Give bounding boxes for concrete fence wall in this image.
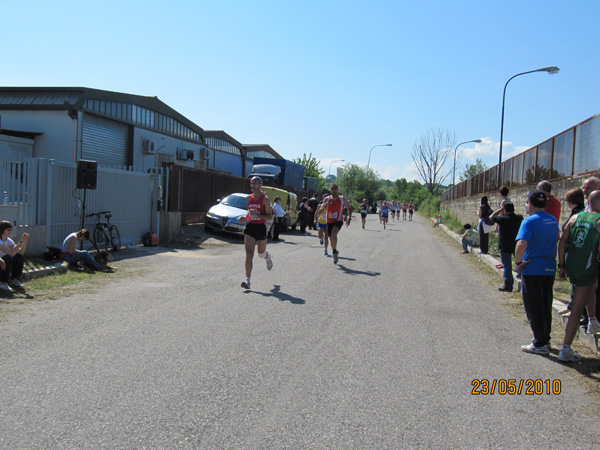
[441,172,600,228]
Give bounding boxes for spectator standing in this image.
[490,202,523,292]
[494,185,511,233]
[307,194,319,230]
[515,190,559,356]
[557,190,600,362]
[499,185,511,207]
[537,180,561,223]
[272,196,285,241]
[477,196,493,254]
[460,224,479,254]
[583,176,600,212]
[0,221,30,291]
[581,177,600,325]
[299,197,312,234]
[558,188,586,315]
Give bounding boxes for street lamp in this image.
[498,66,560,167]
[328,159,344,177]
[453,139,482,185]
[366,144,392,175]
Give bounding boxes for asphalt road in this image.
[1,213,599,449]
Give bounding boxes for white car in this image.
[204,193,274,237]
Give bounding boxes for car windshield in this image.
[221,195,248,210]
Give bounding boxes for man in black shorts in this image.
[238,176,273,289]
[315,184,352,264]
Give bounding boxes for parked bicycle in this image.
[86,210,121,252]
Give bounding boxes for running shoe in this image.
[0,282,13,292]
[558,346,582,362]
[266,254,273,271]
[333,250,339,264]
[241,279,251,290]
[9,279,24,289]
[320,239,324,245]
[520,343,549,356]
[324,250,328,256]
[587,320,600,335]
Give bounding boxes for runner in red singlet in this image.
[238,176,273,289]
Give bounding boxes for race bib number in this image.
[328,211,338,220]
[249,209,260,220]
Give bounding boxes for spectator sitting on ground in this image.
[0,220,30,292]
[61,229,109,272]
[460,223,479,254]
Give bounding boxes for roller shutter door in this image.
[82,114,129,166]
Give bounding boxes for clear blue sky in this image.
[2,0,598,182]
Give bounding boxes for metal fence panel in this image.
[46,161,157,247]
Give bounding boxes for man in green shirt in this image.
[557,190,600,362]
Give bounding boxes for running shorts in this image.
[327,221,343,237]
[244,222,267,240]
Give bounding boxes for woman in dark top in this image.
[477,196,493,254]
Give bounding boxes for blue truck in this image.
[249,157,305,190]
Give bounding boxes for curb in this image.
[433,218,598,354]
[22,261,69,281]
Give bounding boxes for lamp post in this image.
[453,139,482,185]
[366,144,392,175]
[328,159,344,177]
[498,66,560,167]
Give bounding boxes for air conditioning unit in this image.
[143,139,157,154]
[177,149,194,160]
[199,148,210,159]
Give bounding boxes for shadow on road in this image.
[245,284,306,304]
[336,264,380,277]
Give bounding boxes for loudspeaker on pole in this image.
[76,160,98,190]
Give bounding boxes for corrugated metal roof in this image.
[0,87,205,137]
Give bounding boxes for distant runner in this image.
[380,201,389,230]
[316,194,330,255]
[238,176,273,289]
[408,201,415,221]
[359,198,369,230]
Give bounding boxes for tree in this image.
[411,128,456,195]
[336,163,382,208]
[293,153,324,178]
[459,158,488,181]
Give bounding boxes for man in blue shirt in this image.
[515,190,559,356]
